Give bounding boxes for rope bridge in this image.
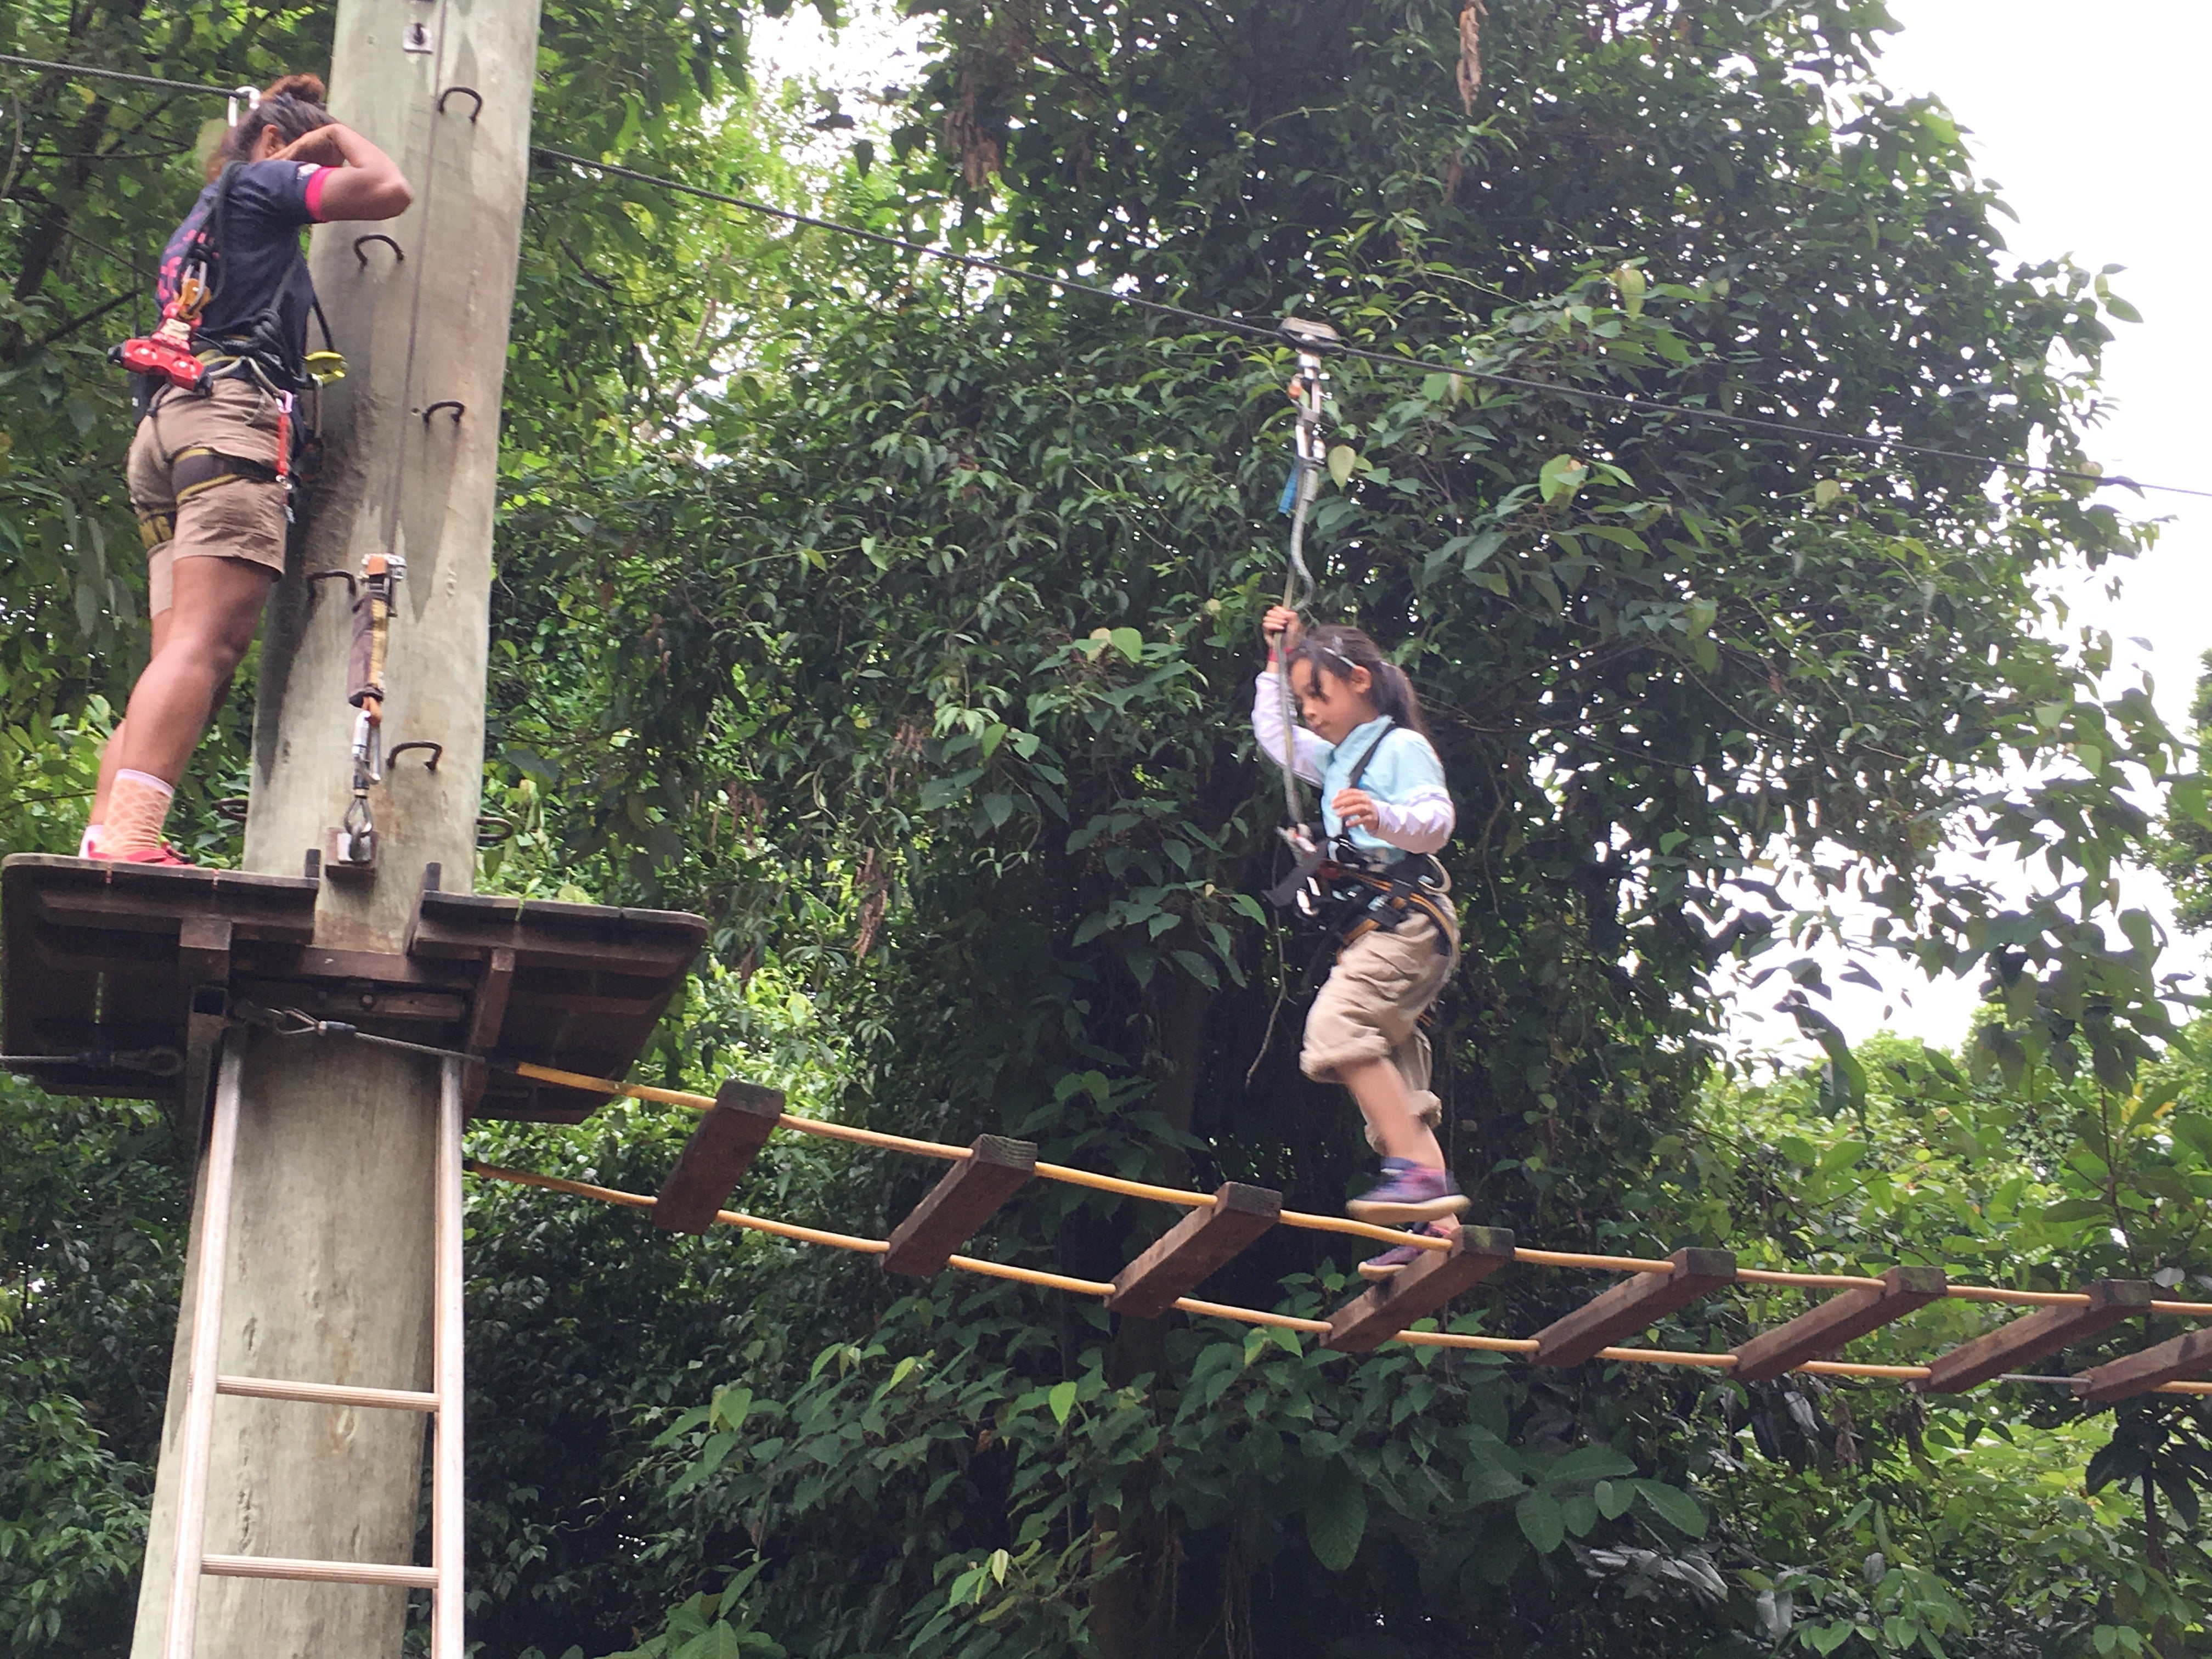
[472,1060,2212,1402]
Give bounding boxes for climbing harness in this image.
[334,552,404,870]
[114,153,326,402]
[1262,714,1455,989]
[112,162,246,394]
[1271,315,1337,831]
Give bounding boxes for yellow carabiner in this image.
[304,350,348,385]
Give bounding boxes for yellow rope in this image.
[1032,1162,1210,1207]
[948,1255,1114,1297]
[1595,1346,1736,1368]
[1172,1297,1333,1336]
[1282,1210,1452,1250]
[1513,1246,1673,1274]
[1737,1268,1886,1290]
[1396,1329,1539,1355]
[1945,1286,2092,1308]
[496,1065,2212,1324]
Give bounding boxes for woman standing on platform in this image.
[85,74,411,865]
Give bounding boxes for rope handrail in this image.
[462,1160,2212,1395]
[505,1062,2211,1322]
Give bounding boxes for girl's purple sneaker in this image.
[1359,1220,1455,1281]
[1347,1159,1469,1224]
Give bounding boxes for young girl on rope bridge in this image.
[1255,605,1465,1278]
[83,74,411,863]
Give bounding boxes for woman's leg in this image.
[87,608,173,845]
[105,557,275,854]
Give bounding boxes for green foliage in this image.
[0,1084,186,1654]
[2154,652,2212,933]
[6,1,2211,1656]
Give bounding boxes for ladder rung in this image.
[202,1553,438,1589]
[217,1374,438,1413]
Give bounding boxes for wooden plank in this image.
[466,947,517,1051]
[7,855,319,941]
[2073,1328,2212,1405]
[175,917,233,1147]
[1731,1266,1948,1383]
[460,949,516,1114]
[1106,1183,1282,1317]
[408,888,706,970]
[1323,1227,1517,1353]
[1920,1280,2154,1395]
[229,981,469,1025]
[1530,1249,1737,1369]
[881,1136,1037,1277]
[652,1080,787,1234]
[232,944,479,990]
[180,992,229,1156]
[176,915,232,986]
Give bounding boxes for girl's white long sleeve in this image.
[1250,667,1327,785]
[1367,792,1455,855]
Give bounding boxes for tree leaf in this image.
[1306,1470,1368,1571]
[1516,1489,1565,1553]
[1635,1480,1707,1537]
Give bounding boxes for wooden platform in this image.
[1,855,705,1124]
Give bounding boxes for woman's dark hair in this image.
[206,73,333,178]
[1286,623,1431,740]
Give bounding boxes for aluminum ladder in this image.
[161,1042,465,1657]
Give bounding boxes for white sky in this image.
[755,3,2212,1060]
[1725,1,2212,1060]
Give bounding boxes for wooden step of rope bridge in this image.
[469,1060,2212,1404]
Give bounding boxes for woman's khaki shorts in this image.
[1302,911,1459,1139]
[126,377,288,616]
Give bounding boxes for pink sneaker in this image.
[1347,1160,1469,1224]
[110,843,194,867]
[1359,1220,1455,1281]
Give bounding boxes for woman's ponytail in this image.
[206,74,334,178]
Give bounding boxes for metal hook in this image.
[437,86,483,122]
[353,233,405,270]
[390,741,444,772]
[420,400,465,426]
[307,568,358,599]
[226,85,261,128]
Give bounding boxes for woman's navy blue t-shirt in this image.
[157,159,331,360]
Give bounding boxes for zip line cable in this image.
[9,43,2209,501]
[0,52,236,97]
[526,149,2212,504]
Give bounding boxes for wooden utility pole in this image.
[128,0,541,1649]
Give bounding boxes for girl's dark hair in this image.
[1286,624,1431,740]
[206,73,333,178]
